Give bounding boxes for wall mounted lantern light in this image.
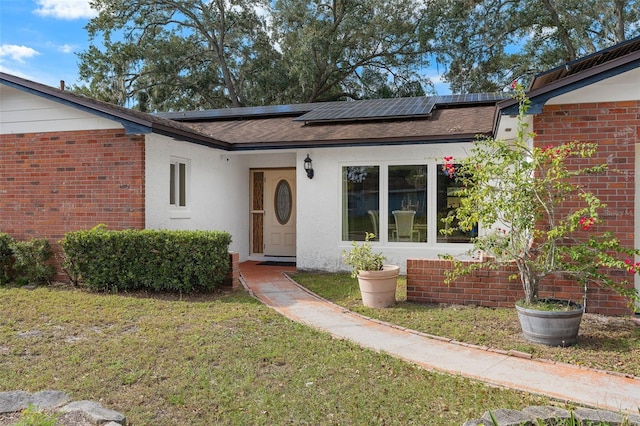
[304,154,314,179]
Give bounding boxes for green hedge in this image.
[0,233,13,285]
[60,226,232,293]
[0,232,56,286]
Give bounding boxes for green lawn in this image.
[291,272,640,377]
[0,285,555,425]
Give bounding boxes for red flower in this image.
[442,156,455,178]
[579,216,595,230]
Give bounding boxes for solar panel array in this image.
[157,103,319,121]
[294,96,438,123]
[531,36,640,90]
[157,92,509,124]
[295,93,508,123]
[435,93,509,105]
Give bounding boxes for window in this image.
[170,158,189,208]
[341,162,473,244]
[388,165,427,242]
[342,166,379,241]
[436,163,475,243]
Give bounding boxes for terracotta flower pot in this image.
[356,265,399,308]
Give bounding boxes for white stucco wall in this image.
[0,85,119,133]
[145,136,298,261]
[145,134,248,258]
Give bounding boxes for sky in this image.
[0,0,448,95]
[0,0,97,88]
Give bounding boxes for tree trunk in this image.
[517,260,539,305]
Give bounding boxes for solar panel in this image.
[294,96,438,123]
[436,93,509,105]
[157,102,319,121]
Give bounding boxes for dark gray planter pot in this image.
[515,299,584,347]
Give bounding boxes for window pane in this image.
[169,163,176,205]
[388,165,427,242]
[437,163,475,243]
[178,163,186,207]
[342,166,379,241]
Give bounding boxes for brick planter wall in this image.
[407,100,639,316]
[406,258,633,316]
[1,129,146,279]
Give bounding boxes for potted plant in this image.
[441,82,640,346]
[342,232,399,308]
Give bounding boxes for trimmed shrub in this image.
[61,226,232,293]
[11,238,56,286]
[0,232,14,285]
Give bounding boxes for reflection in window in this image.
[388,165,427,242]
[342,166,379,241]
[436,163,476,243]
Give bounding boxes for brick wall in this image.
[224,252,241,289]
[534,101,638,250]
[1,129,146,278]
[406,258,633,316]
[407,100,639,316]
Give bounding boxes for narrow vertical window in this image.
[170,158,189,208]
[342,166,379,241]
[169,163,176,205]
[178,162,186,207]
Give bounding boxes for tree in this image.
[442,84,640,307]
[426,0,640,93]
[77,0,280,110]
[77,0,433,110]
[272,0,432,101]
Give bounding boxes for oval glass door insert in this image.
[274,180,292,225]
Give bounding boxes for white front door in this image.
[263,169,296,257]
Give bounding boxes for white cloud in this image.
[34,0,98,20]
[0,45,40,63]
[58,44,75,54]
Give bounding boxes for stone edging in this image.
[463,406,640,425]
[0,390,126,425]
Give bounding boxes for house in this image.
[0,73,503,277]
[1,36,639,314]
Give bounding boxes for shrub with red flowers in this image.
[441,83,640,308]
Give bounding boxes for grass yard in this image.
[291,273,640,378]
[0,285,555,425]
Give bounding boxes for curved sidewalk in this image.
[239,261,640,414]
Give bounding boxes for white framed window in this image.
[341,161,474,244]
[169,158,189,209]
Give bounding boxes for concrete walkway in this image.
[239,261,640,415]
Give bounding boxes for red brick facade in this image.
[1,129,146,275]
[407,100,640,316]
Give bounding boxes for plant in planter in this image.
[441,82,640,346]
[342,232,399,308]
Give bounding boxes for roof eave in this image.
[229,133,489,151]
[1,73,154,134]
[1,72,231,150]
[499,50,640,116]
